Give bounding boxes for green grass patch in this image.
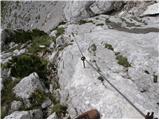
[29,89,46,108]
[49,94,59,105]
[52,103,67,118]
[28,35,54,53]
[1,78,21,118]
[31,29,48,37]
[116,55,131,67]
[3,28,55,53]
[104,43,114,51]
[3,29,48,45]
[1,79,19,106]
[1,105,8,119]
[56,27,65,38]
[22,90,59,111]
[1,63,8,70]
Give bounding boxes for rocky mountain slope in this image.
[1,1,159,119]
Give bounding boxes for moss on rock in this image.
[52,103,67,118]
[104,43,114,51]
[116,55,131,67]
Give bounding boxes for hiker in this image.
[76,109,100,119]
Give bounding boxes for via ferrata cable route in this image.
[71,32,155,119]
[72,33,86,68]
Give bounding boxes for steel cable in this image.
[71,33,146,118]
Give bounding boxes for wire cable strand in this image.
[72,33,84,57]
[85,59,146,118]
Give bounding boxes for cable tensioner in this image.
[81,56,86,68]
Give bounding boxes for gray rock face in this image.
[89,1,113,15]
[141,3,159,16]
[13,72,44,99]
[118,1,157,18]
[2,1,156,28]
[64,1,116,22]
[64,1,92,23]
[10,101,22,112]
[4,111,30,119]
[4,109,43,119]
[47,112,57,119]
[13,49,26,56]
[2,1,65,32]
[57,14,158,118]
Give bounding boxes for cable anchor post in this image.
[81,56,86,68]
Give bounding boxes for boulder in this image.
[10,101,22,112]
[47,112,58,119]
[41,98,52,109]
[4,109,43,119]
[1,52,12,64]
[56,36,65,48]
[13,49,26,56]
[89,1,113,15]
[141,3,159,16]
[13,72,44,99]
[64,1,93,22]
[46,104,55,116]
[49,42,56,49]
[4,111,30,119]
[49,30,57,37]
[64,1,120,22]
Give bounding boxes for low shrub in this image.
[3,29,48,45]
[28,35,53,53]
[116,55,131,67]
[52,103,67,118]
[56,27,65,38]
[29,89,46,108]
[6,54,48,80]
[104,43,114,51]
[1,79,18,106]
[1,78,20,118]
